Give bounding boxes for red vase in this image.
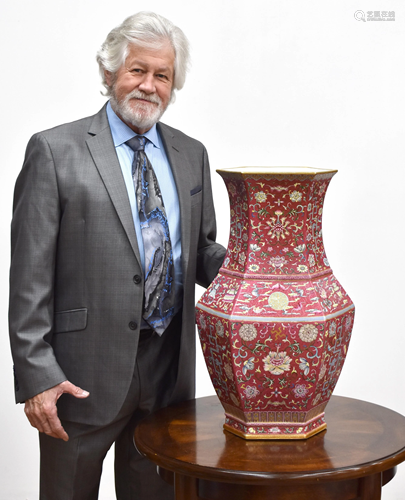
[196,167,355,439]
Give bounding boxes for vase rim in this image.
[217,166,337,175]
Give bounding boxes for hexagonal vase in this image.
[196,167,355,439]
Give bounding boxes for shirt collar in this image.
[106,101,160,149]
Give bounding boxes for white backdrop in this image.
[1,1,404,498]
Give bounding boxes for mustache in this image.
[125,90,161,105]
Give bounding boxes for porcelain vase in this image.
[196,167,355,439]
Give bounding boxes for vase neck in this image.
[220,172,335,279]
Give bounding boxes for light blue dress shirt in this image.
[106,102,183,314]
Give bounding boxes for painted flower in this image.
[255,191,267,203]
[266,215,291,241]
[238,253,246,265]
[293,384,309,399]
[230,393,240,406]
[224,363,233,380]
[239,324,258,342]
[263,351,292,375]
[250,244,260,252]
[329,321,337,337]
[248,427,256,434]
[319,362,327,380]
[345,315,353,332]
[318,207,323,215]
[215,320,225,337]
[249,264,260,272]
[299,324,318,343]
[308,203,312,212]
[242,233,248,241]
[297,265,308,273]
[323,257,329,267]
[269,427,281,434]
[299,357,310,376]
[308,254,315,267]
[312,393,321,406]
[290,190,302,202]
[270,256,287,269]
[242,356,255,375]
[198,314,207,330]
[244,385,260,399]
[294,244,306,253]
[228,183,237,196]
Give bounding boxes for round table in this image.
[134,395,405,500]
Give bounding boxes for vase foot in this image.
[223,414,327,440]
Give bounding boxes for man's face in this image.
[106,42,175,134]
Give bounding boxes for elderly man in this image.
[9,12,225,500]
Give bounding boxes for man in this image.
[9,12,225,500]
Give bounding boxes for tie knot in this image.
[126,135,146,152]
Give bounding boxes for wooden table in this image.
[134,395,405,500]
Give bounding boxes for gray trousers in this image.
[39,313,182,500]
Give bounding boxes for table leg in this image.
[174,473,199,500]
[359,473,382,500]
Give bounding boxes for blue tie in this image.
[126,136,175,334]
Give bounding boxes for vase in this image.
[196,167,355,439]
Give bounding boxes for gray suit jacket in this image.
[9,105,225,426]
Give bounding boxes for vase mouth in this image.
[217,166,337,175]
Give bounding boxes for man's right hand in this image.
[24,381,89,441]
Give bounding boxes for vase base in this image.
[223,414,327,440]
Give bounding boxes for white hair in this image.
[96,12,190,97]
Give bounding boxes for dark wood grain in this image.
[134,395,405,499]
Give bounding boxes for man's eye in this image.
[156,74,168,80]
[130,68,142,73]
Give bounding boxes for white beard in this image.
[110,89,167,132]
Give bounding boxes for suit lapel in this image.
[158,123,192,278]
[86,106,142,268]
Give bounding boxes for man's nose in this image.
[138,73,156,94]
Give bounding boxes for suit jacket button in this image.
[129,321,137,330]
[133,275,142,284]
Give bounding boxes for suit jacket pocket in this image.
[190,185,202,196]
[54,308,88,334]
[190,189,202,206]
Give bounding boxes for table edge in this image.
[134,395,405,485]
[136,437,405,485]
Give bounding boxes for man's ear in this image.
[104,70,113,87]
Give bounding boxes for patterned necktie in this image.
[126,136,175,334]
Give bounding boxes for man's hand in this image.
[24,381,89,441]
